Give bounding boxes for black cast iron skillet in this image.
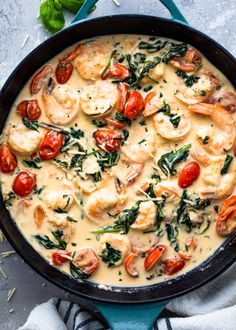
[0,1,236,329]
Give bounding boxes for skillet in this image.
[0,0,236,329]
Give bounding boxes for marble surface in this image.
[0,0,235,329]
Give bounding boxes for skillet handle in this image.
[71,0,98,23]
[92,300,169,330]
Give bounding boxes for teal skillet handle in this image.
[71,0,188,25]
[93,300,169,330]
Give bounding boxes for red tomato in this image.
[178,161,200,188]
[39,130,64,161]
[163,257,185,275]
[0,144,17,173]
[103,64,130,80]
[144,244,167,271]
[104,117,126,130]
[30,65,53,95]
[116,83,129,113]
[16,100,41,120]
[52,250,71,266]
[124,91,144,119]
[13,171,36,197]
[55,62,73,84]
[94,128,121,152]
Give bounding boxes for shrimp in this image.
[169,47,202,72]
[73,248,99,274]
[130,233,159,254]
[30,65,53,95]
[141,63,165,85]
[125,163,144,185]
[80,81,117,117]
[143,92,164,117]
[42,79,80,125]
[190,145,211,166]
[99,233,131,266]
[7,124,42,155]
[44,190,74,210]
[207,91,236,113]
[154,181,180,200]
[200,157,236,199]
[84,189,118,224]
[175,69,222,105]
[153,106,191,141]
[48,213,69,228]
[131,201,156,230]
[74,42,112,80]
[121,130,155,163]
[189,103,236,155]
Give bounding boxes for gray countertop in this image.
[0,0,235,329]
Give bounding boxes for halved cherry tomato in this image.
[144,244,167,271]
[124,253,139,277]
[216,195,236,236]
[163,257,185,275]
[73,248,99,275]
[178,251,191,261]
[116,83,129,113]
[55,62,73,84]
[104,117,126,130]
[30,65,53,95]
[178,161,200,188]
[103,64,130,80]
[185,236,198,250]
[12,171,36,197]
[124,91,144,119]
[52,250,72,266]
[39,130,64,161]
[0,144,17,173]
[94,128,121,152]
[16,100,41,120]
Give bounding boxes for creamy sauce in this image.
[1,35,235,287]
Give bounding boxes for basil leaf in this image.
[60,0,96,14]
[40,0,65,34]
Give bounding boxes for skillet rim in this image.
[0,14,236,304]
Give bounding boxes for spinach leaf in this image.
[175,70,200,87]
[22,118,39,131]
[133,52,146,64]
[166,223,178,243]
[3,191,16,206]
[54,208,68,214]
[35,230,67,250]
[101,49,117,77]
[69,261,89,280]
[221,155,233,175]
[138,39,167,53]
[114,112,132,126]
[95,150,120,171]
[158,102,180,128]
[88,172,102,182]
[158,144,191,176]
[100,242,122,267]
[23,158,42,169]
[145,184,166,229]
[162,42,187,63]
[40,0,65,34]
[121,129,129,145]
[67,216,78,222]
[91,120,107,128]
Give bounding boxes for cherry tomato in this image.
[124,253,139,277]
[144,244,167,271]
[124,91,144,119]
[103,64,130,80]
[12,171,36,197]
[30,65,52,95]
[73,248,99,275]
[94,128,121,152]
[178,161,200,188]
[116,83,129,113]
[39,130,64,161]
[16,100,41,120]
[55,62,73,84]
[0,144,17,173]
[163,257,185,275]
[104,117,126,130]
[52,250,71,266]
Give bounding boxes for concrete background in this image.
[0,0,235,329]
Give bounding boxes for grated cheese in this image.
[21,33,29,49]
[0,266,7,279]
[1,250,16,258]
[112,0,120,6]
[7,288,16,302]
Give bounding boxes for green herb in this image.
[23,158,42,169]
[138,57,161,83]
[133,52,146,64]
[91,120,107,128]
[67,216,78,222]
[158,144,191,176]
[3,192,16,206]
[197,216,211,235]
[54,207,68,213]
[202,136,210,145]
[214,205,219,213]
[221,155,233,175]
[121,129,129,145]
[114,112,132,126]
[67,127,84,139]
[166,223,178,243]
[143,85,153,92]
[174,242,180,252]
[101,49,117,77]
[158,102,181,128]
[22,118,39,131]
[88,171,102,182]
[53,159,69,168]
[169,115,181,128]
[35,230,67,250]
[95,150,120,171]
[146,274,155,280]
[39,0,65,34]
[156,228,164,237]
[145,184,166,229]
[69,261,89,280]
[139,120,146,126]
[33,186,44,195]
[71,242,77,246]
[138,39,167,53]
[159,92,163,98]
[175,70,200,87]
[100,242,122,267]
[162,42,187,63]
[200,90,207,96]
[138,139,146,144]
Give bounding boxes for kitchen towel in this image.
[19,262,236,330]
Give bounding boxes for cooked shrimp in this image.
[131,201,156,230]
[190,145,211,166]
[143,92,164,117]
[99,233,131,266]
[141,63,165,85]
[42,79,80,125]
[73,248,99,274]
[84,189,118,224]
[189,103,236,155]
[74,42,111,80]
[207,91,236,113]
[125,163,144,185]
[200,157,236,199]
[175,69,222,105]
[30,65,53,95]
[80,81,117,117]
[73,171,111,194]
[153,106,191,141]
[130,233,159,254]
[154,181,180,200]
[48,213,69,228]
[121,130,155,163]
[169,47,202,72]
[7,124,42,155]
[44,190,74,210]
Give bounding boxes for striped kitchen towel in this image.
[19,262,236,330]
